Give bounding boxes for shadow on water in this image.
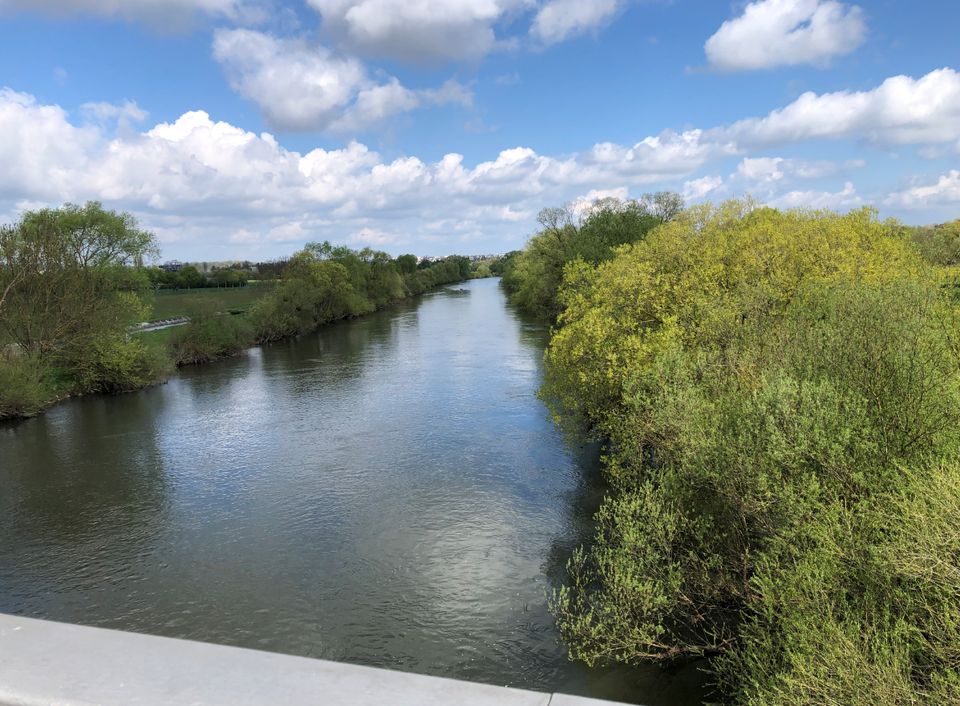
[0,279,710,705]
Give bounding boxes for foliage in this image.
[910,219,960,266]
[0,202,168,418]
[145,264,251,289]
[250,244,470,342]
[544,201,960,704]
[404,256,471,295]
[0,354,57,418]
[0,202,156,357]
[170,316,255,366]
[70,333,173,393]
[502,194,681,319]
[0,206,474,419]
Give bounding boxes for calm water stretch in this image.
[0,278,705,704]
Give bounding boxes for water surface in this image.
[0,278,705,704]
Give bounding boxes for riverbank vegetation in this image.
[501,192,683,319]
[0,203,487,420]
[533,200,960,704]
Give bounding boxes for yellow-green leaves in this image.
[546,201,960,703]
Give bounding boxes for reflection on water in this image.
[0,278,707,704]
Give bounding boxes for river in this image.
[0,278,706,704]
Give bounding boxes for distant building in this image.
[159,261,184,273]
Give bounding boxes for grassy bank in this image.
[148,283,276,320]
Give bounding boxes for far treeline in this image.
[0,202,494,420]
[503,193,960,704]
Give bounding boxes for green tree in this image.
[0,202,157,357]
[396,254,418,275]
[0,202,168,410]
[176,265,205,289]
[502,194,680,319]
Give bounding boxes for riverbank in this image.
[1,274,482,423]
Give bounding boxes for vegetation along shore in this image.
[0,202,499,420]
[501,191,960,705]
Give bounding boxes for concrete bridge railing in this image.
[0,614,629,706]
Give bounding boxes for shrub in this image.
[170,316,254,366]
[0,355,52,418]
[68,334,172,393]
[545,202,960,703]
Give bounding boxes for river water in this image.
[0,278,705,704]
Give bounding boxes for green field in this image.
[148,284,275,321]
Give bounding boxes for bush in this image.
[170,316,254,366]
[0,355,53,418]
[68,334,172,393]
[545,202,960,703]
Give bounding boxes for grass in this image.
[148,283,275,321]
[135,326,178,355]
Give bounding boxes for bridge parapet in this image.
[0,614,628,706]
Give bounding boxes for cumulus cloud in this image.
[212,29,472,133]
[0,89,724,256]
[735,156,861,183]
[723,68,960,148]
[2,66,958,257]
[570,186,630,216]
[306,0,529,63]
[768,181,861,210]
[885,171,960,209]
[0,0,260,29]
[531,0,621,45]
[705,0,866,71]
[683,175,724,200]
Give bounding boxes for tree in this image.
[176,265,205,289]
[502,194,678,319]
[396,254,418,275]
[0,202,157,357]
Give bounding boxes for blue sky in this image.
[0,0,958,261]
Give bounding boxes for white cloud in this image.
[0,89,731,257]
[307,0,529,63]
[735,156,860,183]
[1,67,958,258]
[724,68,960,147]
[268,222,307,242]
[885,171,960,209]
[768,181,861,210]
[213,29,367,132]
[80,100,149,132]
[570,186,629,216]
[328,79,420,133]
[531,0,620,45]
[683,175,724,200]
[350,227,401,246]
[0,0,260,29]
[213,29,473,133]
[705,0,866,71]
[738,156,787,183]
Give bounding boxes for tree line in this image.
[0,202,484,419]
[506,194,960,704]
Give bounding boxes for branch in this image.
[0,271,22,314]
